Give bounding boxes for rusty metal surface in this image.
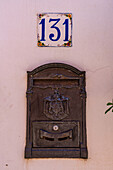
[25,63,88,158]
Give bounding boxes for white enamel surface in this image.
[38,13,72,47]
[0,0,113,170]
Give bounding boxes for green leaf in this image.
[105,106,113,114]
[107,102,113,106]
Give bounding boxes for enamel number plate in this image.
[37,13,72,47]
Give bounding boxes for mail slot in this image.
[32,121,79,148]
[25,63,88,158]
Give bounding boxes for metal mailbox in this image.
[25,63,88,158]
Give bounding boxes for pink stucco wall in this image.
[0,0,113,169]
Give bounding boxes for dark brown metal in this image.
[43,90,69,120]
[25,63,88,159]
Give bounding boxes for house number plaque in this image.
[37,13,72,47]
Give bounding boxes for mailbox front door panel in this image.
[32,121,80,148]
[25,63,88,158]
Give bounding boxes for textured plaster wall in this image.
[0,0,113,170]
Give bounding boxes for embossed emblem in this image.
[44,90,69,120]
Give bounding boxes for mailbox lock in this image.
[53,125,59,131]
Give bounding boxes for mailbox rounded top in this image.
[27,63,85,76]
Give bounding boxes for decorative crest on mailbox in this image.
[44,90,69,120]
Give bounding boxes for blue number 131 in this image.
[39,18,69,42]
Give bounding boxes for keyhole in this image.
[53,125,59,131]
